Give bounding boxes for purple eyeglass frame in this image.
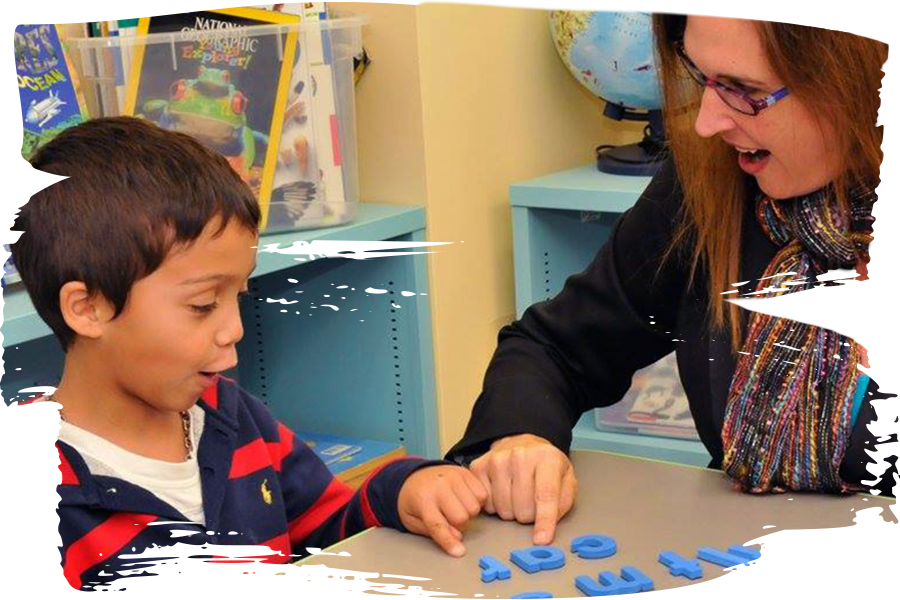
[674,41,790,116]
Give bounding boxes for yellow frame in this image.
[123,7,301,231]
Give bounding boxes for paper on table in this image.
[665,559,893,598]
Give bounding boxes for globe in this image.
[550,11,667,176]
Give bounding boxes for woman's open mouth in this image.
[736,146,771,174]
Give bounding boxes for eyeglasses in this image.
[674,41,790,116]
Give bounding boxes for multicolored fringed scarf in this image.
[722,183,876,494]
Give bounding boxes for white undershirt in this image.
[57,404,207,525]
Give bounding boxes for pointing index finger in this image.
[532,459,563,545]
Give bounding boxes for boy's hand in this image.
[398,465,488,558]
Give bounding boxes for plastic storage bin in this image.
[0,148,20,290]
[1,244,19,288]
[594,352,700,440]
[64,14,365,233]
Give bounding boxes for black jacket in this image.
[447,157,896,497]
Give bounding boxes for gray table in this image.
[295,450,893,597]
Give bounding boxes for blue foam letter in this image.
[658,550,704,580]
[570,535,617,559]
[478,555,511,583]
[620,566,654,591]
[574,566,653,596]
[510,546,566,573]
[697,546,759,568]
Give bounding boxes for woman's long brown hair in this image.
[652,15,887,349]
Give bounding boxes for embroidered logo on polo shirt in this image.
[261,478,273,505]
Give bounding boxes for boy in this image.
[11,117,487,591]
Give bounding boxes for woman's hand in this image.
[469,434,577,545]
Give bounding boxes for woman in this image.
[446,15,891,546]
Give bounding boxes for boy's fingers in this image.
[421,505,466,557]
[440,489,475,531]
[532,460,564,545]
[453,478,485,518]
[462,469,490,504]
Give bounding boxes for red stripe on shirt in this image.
[57,444,79,486]
[201,383,219,409]
[358,486,379,529]
[171,534,291,598]
[287,479,354,546]
[229,426,295,479]
[0,573,53,598]
[229,438,272,479]
[267,423,294,472]
[358,457,420,529]
[63,513,157,590]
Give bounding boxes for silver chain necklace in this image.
[44,386,194,460]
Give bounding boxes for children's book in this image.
[253,3,350,232]
[124,8,300,228]
[595,353,699,440]
[277,0,349,229]
[15,24,89,159]
[665,559,893,598]
[298,431,405,489]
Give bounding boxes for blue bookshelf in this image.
[1,202,440,459]
[509,166,712,467]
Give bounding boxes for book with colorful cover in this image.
[250,3,350,232]
[594,353,700,440]
[298,431,405,486]
[15,24,89,159]
[124,8,300,230]
[276,0,349,229]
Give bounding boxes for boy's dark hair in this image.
[11,116,261,351]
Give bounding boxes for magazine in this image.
[124,8,300,222]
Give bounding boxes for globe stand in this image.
[596,105,667,177]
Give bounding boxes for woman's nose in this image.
[694,86,737,139]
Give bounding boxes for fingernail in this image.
[535,532,549,545]
[451,544,466,557]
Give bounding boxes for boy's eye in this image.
[190,302,219,314]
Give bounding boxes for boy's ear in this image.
[59,282,116,340]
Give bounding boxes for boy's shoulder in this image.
[198,376,284,442]
[0,377,274,519]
